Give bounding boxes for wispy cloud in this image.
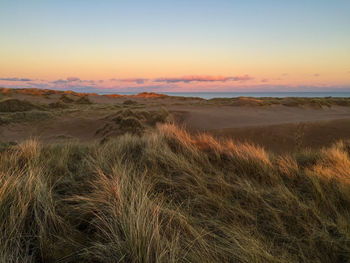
[120,78,149,84]
[0,77,32,81]
[52,77,82,84]
[67,77,81,82]
[52,79,67,84]
[154,75,252,83]
[2,74,349,93]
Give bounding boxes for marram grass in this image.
[0,124,349,262]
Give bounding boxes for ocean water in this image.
[100,91,350,100]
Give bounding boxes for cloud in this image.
[313,73,320,77]
[52,79,67,84]
[120,78,149,84]
[0,77,32,81]
[261,78,269,83]
[108,78,149,84]
[154,75,253,83]
[231,75,253,81]
[52,77,81,84]
[67,77,81,82]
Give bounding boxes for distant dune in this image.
[1,87,350,152]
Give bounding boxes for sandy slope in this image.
[169,105,350,130]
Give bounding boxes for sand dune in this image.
[1,88,350,153]
[170,105,350,130]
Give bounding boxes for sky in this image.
[0,0,349,92]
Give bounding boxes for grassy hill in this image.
[0,123,349,262]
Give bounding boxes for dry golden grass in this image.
[0,124,350,262]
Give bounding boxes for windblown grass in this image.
[0,124,349,262]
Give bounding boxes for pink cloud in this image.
[67,77,81,82]
[2,74,349,94]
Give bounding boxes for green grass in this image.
[0,124,350,262]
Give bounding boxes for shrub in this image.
[59,94,74,103]
[119,116,145,135]
[123,99,137,105]
[75,96,92,104]
[148,108,169,126]
[113,109,135,123]
[48,101,68,109]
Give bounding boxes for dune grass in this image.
[98,108,170,137]
[75,96,92,104]
[0,98,44,112]
[207,96,350,107]
[0,110,53,125]
[0,124,350,262]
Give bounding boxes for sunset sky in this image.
[1,0,349,92]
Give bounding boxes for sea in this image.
[99,91,350,100]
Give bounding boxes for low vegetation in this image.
[97,108,169,138]
[0,110,53,124]
[75,96,92,104]
[48,101,69,109]
[0,87,98,98]
[0,98,43,112]
[123,99,138,105]
[1,124,349,262]
[59,94,75,103]
[208,96,350,107]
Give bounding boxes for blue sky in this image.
[0,0,349,91]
